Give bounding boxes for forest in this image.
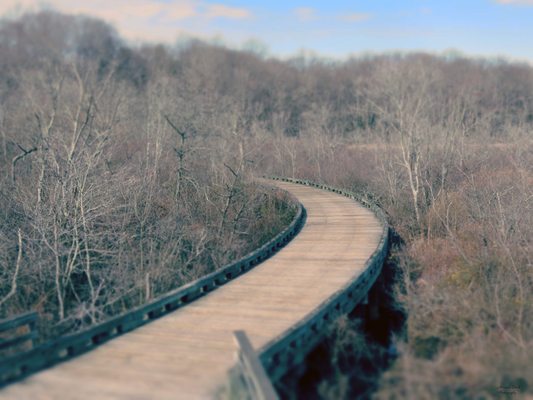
[0,11,532,399]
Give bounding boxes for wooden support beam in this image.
[234,330,279,400]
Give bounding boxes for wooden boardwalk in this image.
[0,180,383,400]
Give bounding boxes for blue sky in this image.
[2,0,533,62]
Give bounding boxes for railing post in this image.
[233,330,279,400]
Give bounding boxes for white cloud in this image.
[339,12,371,22]
[0,0,197,21]
[0,0,253,43]
[294,7,316,22]
[205,4,251,19]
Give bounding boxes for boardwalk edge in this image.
[257,176,390,382]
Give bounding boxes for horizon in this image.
[1,0,533,64]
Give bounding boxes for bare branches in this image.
[163,114,187,140]
[0,229,23,308]
[11,144,38,183]
[164,114,189,200]
[223,162,238,178]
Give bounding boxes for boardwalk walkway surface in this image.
[0,180,383,400]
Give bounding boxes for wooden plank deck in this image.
[0,180,383,400]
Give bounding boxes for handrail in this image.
[0,312,38,334]
[0,312,38,353]
[0,186,306,387]
[233,330,279,400]
[256,177,390,381]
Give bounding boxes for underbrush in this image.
[268,138,532,399]
[375,143,532,399]
[0,180,295,341]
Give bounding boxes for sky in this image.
[1,0,533,62]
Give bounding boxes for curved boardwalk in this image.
[0,180,383,400]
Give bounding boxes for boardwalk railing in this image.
[232,330,279,400]
[256,177,390,381]
[0,187,305,387]
[0,312,38,355]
